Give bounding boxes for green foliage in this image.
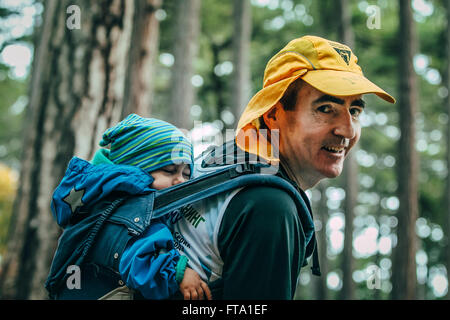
[151,0,450,299]
[0,1,32,169]
[0,74,27,169]
[1,0,449,300]
[0,163,17,256]
[0,0,32,264]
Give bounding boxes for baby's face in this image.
[150,163,191,190]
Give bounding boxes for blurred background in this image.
[0,0,449,300]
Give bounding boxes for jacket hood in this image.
[51,157,155,228]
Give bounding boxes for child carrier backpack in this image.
[45,148,320,299]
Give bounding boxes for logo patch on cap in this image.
[327,41,352,65]
[333,48,352,65]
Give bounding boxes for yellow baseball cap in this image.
[236,35,395,161]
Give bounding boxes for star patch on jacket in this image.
[62,187,86,214]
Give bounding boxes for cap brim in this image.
[236,72,305,131]
[302,70,396,104]
[235,72,306,161]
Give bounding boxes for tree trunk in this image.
[337,0,356,300]
[341,152,357,300]
[337,0,354,47]
[444,0,450,301]
[122,0,161,118]
[0,0,160,299]
[231,0,252,121]
[169,0,200,130]
[210,38,231,125]
[392,0,419,300]
[313,182,329,300]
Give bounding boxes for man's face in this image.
[265,83,364,189]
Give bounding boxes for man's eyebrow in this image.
[351,99,366,109]
[313,95,345,105]
[313,94,366,108]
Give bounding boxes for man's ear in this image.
[263,102,282,128]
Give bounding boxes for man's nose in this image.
[333,111,356,139]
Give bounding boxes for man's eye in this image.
[317,105,333,113]
[350,108,362,118]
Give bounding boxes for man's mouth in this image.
[321,145,346,154]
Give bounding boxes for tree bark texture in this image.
[392,0,419,300]
[313,182,329,300]
[337,0,356,300]
[122,0,161,118]
[341,151,357,300]
[231,0,252,121]
[169,0,200,130]
[0,0,160,299]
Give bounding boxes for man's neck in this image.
[279,156,320,190]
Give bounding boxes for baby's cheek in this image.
[151,177,171,190]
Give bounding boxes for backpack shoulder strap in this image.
[152,163,270,216]
[152,161,321,276]
[45,197,127,298]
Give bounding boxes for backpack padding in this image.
[152,166,315,248]
[45,197,126,298]
[151,163,321,276]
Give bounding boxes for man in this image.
[171,35,396,300]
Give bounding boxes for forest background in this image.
[0,0,449,300]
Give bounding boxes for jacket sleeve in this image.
[118,221,183,299]
[217,186,306,299]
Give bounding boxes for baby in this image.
[47,114,211,300]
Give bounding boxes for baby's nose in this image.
[173,175,186,185]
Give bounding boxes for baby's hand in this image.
[179,267,212,300]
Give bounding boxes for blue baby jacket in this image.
[45,157,181,299]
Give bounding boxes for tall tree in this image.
[445,0,450,301]
[169,0,200,130]
[0,0,161,299]
[122,0,161,118]
[312,182,329,300]
[337,0,356,300]
[392,0,419,300]
[208,37,232,124]
[231,0,252,120]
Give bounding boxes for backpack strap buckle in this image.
[231,162,271,177]
[235,163,256,174]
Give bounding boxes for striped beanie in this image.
[99,114,193,175]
